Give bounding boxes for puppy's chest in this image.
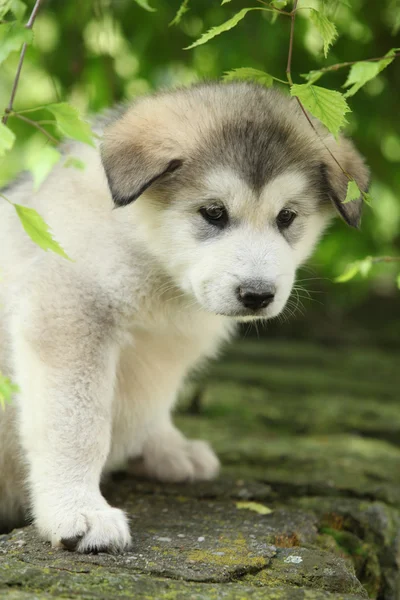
[119,309,232,380]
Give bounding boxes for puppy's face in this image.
[102,83,369,321]
[134,168,329,320]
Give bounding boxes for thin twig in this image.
[280,3,399,272]
[370,256,400,264]
[2,0,43,125]
[11,113,58,144]
[257,0,292,16]
[256,0,313,16]
[5,105,48,114]
[282,1,398,182]
[0,192,14,204]
[286,0,298,84]
[312,52,400,76]
[295,96,349,175]
[285,0,349,178]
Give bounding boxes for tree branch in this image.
[10,113,58,144]
[286,0,298,85]
[312,51,400,77]
[2,0,43,125]
[257,1,292,16]
[285,0,349,178]
[371,256,400,264]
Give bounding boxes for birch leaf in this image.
[185,8,262,50]
[310,8,338,57]
[290,84,350,137]
[0,122,16,157]
[223,67,273,87]
[13,204,71,260]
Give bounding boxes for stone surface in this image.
[1,338,399,599]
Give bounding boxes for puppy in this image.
[0,82,368,552]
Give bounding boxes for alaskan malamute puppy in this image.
[0,82,368,552]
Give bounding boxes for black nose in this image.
[236,284,276,310]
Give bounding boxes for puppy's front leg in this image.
[12,289,130,553]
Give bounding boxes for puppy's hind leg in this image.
[12,276,131,553]
[0,404,28,533]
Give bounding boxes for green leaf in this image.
[0,0,26,19]
[361,191,373,206]
[309,8,338,58]
[269,1,287,24]
[10,0,26,19]
[290,84,350,137]
[0,1,10,18]
[343,183,372,207]
[358,257,372,278]
[236,501,273,515]
[223,67,273,87]
[0,22,33,65]
[0,122,16,157]
[170,0,190,25]
[13,204,71,260]
[0,372,19,410]
[221,0,232,4]
[0,0,12,18]
[396,273,400,290]
[133,0,155,11]
[185,8,263,50]
[27,146,61,190]
[46,103,95,146]
[335,262,360,283]
[301,69,324,85]
[343,179,361,204]
[63,156,86,170]
[345,63,389,99]
[344,51,397,97]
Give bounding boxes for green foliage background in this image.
[1,0,399,308]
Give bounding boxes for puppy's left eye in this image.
[199,203,228,228]
[277,209,297,228]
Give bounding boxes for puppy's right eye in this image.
[199,203,228,229]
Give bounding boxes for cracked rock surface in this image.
[1,338,399,599]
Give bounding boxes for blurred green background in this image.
[1,0,399,341]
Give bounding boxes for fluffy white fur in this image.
[0,144,229,550]
[0,83,368,553]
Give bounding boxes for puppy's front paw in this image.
[138,432,220,483]
[49,506,131,553]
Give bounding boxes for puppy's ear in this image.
[101,114,183,207]
[321,137,369,228]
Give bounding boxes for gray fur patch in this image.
[101,81,369,227]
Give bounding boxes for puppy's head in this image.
[101,83,369,321]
